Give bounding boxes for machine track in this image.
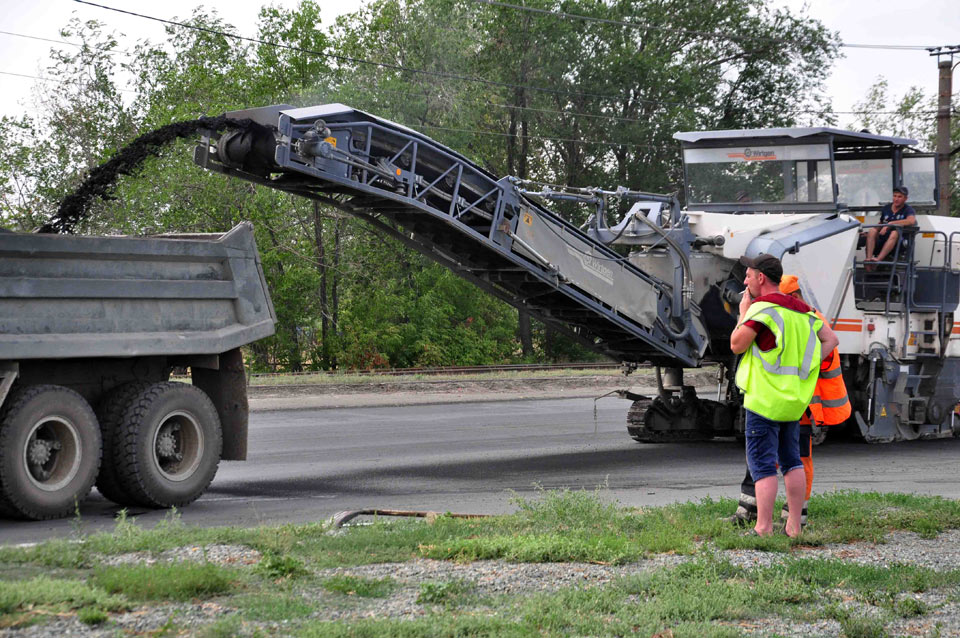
[625,397,717,443]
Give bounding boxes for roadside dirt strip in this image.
[246,370,720,411]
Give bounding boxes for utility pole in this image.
[929,46,960,216]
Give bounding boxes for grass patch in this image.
[0,576,127,628]
[321,574,396,598]
[300,616,529,638]
[808,491,960,541]
[4,489,959,573]
[778,558,960,594]
[419,531,642,564]
[2,488,960,637]
[92,562,238,601]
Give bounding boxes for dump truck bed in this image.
[0,222,276,360]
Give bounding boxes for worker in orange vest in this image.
[725,274,851,527]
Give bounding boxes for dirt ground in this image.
[246,368,722,411]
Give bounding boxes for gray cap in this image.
[739,253,782,283]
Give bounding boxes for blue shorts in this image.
[745,410,804,481]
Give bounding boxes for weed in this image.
[235,592,314,621]
[196,615,242,638]
[894,596,928,617]
[321,574,396,598]
[92,562,237,601]
[416,580,471,606]
[255,552,309,579]
[840,614,888,638]
[77,606,108,625]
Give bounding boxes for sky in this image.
[0,0,958,129]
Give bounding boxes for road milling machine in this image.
[196,104,960,444]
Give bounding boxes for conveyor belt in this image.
[194,104,707,366]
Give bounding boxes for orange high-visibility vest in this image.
[801,310,851,426]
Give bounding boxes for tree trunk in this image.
[331,213,343,369]
[518,308,533,357]
[267,226,302,372]
[312,202,330,369]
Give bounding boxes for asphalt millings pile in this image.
[41,115,255,234]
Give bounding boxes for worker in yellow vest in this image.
[725,274,850,528]
[731,255,839,537]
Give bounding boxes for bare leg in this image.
[783,467,805,537]
[754,475,778,535]
[874,230,900,262]
[864,227,880,261]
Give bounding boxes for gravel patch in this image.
[805,529,960,571]
[5,531,960,637]
[0,602,234,638]
[99,543,261,567]
[316,554,689,597]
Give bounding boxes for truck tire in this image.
[113,382,222,508]
[0,385,101,520]
[95,382,151,506]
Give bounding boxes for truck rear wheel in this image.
[95,382,150,506]
[113,382,222,508]
[0,385,101,520]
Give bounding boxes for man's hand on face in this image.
[739,288,753,317]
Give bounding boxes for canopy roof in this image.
[673,128,917,147]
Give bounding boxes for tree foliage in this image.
[846,77,959,217]
[0,0,843,370]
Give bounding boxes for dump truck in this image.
[196,104,959,446]
[0,223,275,519]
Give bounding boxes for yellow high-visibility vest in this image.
[735,301,823,421]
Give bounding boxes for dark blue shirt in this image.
[878,202,916,252]
[880,203,916,224]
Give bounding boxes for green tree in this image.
[847,77,959,217]
[0,0,844,370]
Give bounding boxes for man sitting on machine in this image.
[864,185,917,267]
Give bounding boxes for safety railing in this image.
[852,223,917,317]
[853,225,960,359]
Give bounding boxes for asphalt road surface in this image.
[3,397,960,545]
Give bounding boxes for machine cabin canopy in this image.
[674,128,938,214]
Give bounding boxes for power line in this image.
[329,88,662,148]
[68,2,945,122]
[0,29,133,56]
[341,81,941,123]
[468,0,947,52]
[3,26,942,128]
[72,0,709,108]
[0,70,137,93]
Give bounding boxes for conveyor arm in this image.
[193,104,708,366]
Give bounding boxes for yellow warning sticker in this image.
[880,406,887,417]
[324,136,337,147]
[522,212,533,226]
